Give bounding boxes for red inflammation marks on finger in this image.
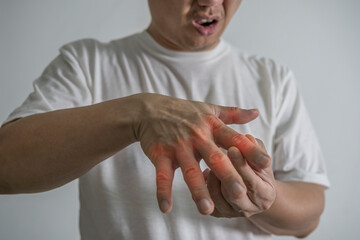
[230,134,254,152]
[148,144,165,162]
[207,151,229,175]
[156,170,173,192]
[245,134,257,145]
[203,115,223,133]
[183,166,202,189]
[149,143,180,169]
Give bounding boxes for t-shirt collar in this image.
[136,30,229,62]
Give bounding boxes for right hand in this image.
[132,93,270,215]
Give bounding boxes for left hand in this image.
[205,135,276,218]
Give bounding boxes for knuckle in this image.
[147,143,162,161]
[224,107,240,121]
[179,117,192,128]
[192,128,210,146]
[208,151,228,172]
[156,171,171,190]
[231,134,248,147]
[183,166,200,186]
[208,151,224,163]
[236,191,248,200]
[205,115,222,130]
[260,199,273,211]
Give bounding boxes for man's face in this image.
[147,0,242,52]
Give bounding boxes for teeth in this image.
[200,19,214,23]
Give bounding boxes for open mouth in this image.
[197,19,218,27]
[193,18,219,36]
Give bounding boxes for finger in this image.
[245,134,257,145]
[228,146,274,210]
[245,135,272,169]
[255,138,266,150]
[228,146,260,192]
[213,105,259,124]
[203,168,210,183]
[212,125,271,169]
[207,171,235,216]
[214,150,256,214]
[196,139,245,201]
[155,155,175,213]
[176,141,214,215]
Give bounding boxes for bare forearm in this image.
[0,95,139,194]
[249,181,325,238]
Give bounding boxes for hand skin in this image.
[0,93,270,216]
[205,138,325,238]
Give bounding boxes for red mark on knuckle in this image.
[208,151,228,172]
[232,134,247,146]
[231,134,254,152]
[204,115,222,131]
[149,144,164,160]
[156,171,171,191]
[183,166,200,186]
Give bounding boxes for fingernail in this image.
[257,154,270,167]
[250,109,259,114]
[229,147,241,162]
[198,199,212,214]
[160,200,170,213]
[231,182,244,198]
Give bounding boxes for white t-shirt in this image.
[4,31,330,240]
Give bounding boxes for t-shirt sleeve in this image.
[2,43,93,125]
[272,69,330,188]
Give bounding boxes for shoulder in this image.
[58,33,141,62]
[231,46,291,79]
[227,44,296,89]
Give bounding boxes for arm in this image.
[0,93,266,217]
[0,95,138,194]
[206,140,325,238]
[250,181,325,238]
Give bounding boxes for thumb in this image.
[214,105,259,124]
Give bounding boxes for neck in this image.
[146,24,219,52]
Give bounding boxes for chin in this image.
[181,36,219,52]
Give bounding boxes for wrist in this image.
[96,94,142,146]
[125,93,146,142]
[127,92,163,142]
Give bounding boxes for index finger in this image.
[212,124,271,169]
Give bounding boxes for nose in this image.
[197,0,223,7]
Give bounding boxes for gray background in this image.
[1,0,359,239]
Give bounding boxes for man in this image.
[0,0,329,239]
